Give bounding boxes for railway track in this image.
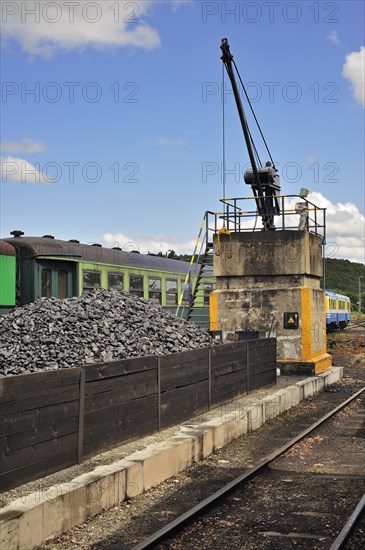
[133,387,365,550]
[348,318,365,329]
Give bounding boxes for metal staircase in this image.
[186,241,214,328]
[176,213,217,329]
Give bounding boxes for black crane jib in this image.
[220,38,281,230]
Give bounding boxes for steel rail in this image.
[133,386,365,550]
[330,493,365,550]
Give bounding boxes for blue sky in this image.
[1,0,364,263]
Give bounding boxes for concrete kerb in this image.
[0,367,343,550]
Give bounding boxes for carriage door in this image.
[57,269,68,299]
[38,261,76,299]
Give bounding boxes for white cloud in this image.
[171,0,193,11]
[342,46,365,107]
[1,1,161,58]
[306,192,364,264]
[1,156,54,184]
[0,138,47,154]
[147,137,187,146]
[102,232,196,255]
[327,30,340,45]
[307,155,317,164]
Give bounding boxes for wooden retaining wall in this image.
[0,339,276,490]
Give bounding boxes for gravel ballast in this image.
[0,289,213,376]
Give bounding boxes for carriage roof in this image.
[2,236,209,276]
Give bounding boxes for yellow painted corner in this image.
[210,291,218,331]
[313,353,333,374]
[301,287,312,361]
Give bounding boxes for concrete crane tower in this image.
[210,39,332,375]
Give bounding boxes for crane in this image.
[220,38,281,230]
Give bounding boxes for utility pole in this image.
[359,276,363,314]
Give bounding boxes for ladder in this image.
[186,241,214,328]
[176,213,216,329]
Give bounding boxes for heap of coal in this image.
[0,289,214,376]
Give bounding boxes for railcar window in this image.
[148,277,162,304]
[338,300,346,309]
[166,279,178,306]
[203,282,214,306]
[83,271,101,291]
[129,275,144,297]
[182,283,192,306]
[41,269,52,298]
[329,299,336,309]
[108,273,124,290]
[58,270,68,299]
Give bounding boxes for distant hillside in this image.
[324,258,365,311]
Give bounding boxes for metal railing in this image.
[215,194,326,242]
[176,195,326,320]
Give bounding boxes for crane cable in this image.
[222,62,226,200]
[221,57,274,193]
[221,56,262,170]
[232,58,276,171]
[221,63,261,198]
[222,60,261,194]
[221,58,260,231]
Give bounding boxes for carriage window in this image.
[108,273,124,290]
[129,275,144,297]
[182,283,191,304]
[148,277,162,304]
[329,299,336,309]
[58,270,68,299]
[203,282,213,306]
[166,279,178,306]
[83,271,101,291]
[41,269,52,298]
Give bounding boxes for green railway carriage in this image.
[0,241,16,315]
[1,233,214,323]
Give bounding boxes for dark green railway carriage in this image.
[1,234,214,323]
[0,241,16,315]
